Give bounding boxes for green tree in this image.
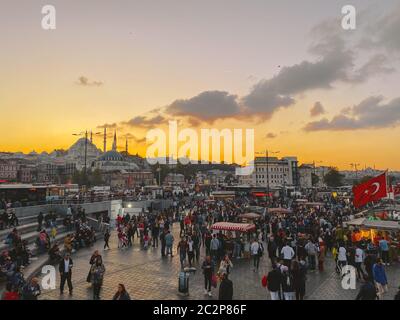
[324,168,344,187]
[312,173,320,186]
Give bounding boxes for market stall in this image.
[268,207,292,215]
[211,222,257,259]
[238,212,262,222]
[345,217,400,261]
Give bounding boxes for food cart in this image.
[344,218,400,261]
[211,222,257,258]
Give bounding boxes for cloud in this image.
[310,102,326,117]
[360,5,400,53]
[77,76,103,87]
[123,133,146,144]
[350,54,395,82]
[304,96,400,131]
[241,20,359,119]
[166,91,241,122]
[265,133,277,139]
[124,114,166,128]
[97,123,117,129]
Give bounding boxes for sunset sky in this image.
[1,0,400,170]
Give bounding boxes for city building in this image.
[237,156,299,189]
[298,164,313,188]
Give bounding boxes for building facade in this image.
[237,156,299,189]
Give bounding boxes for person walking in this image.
[281,242,295,269]
[192,231,201,262]
[281,266,295,300]
[250,238,263,272]
[37,212,44,232]
[266,265,282,300]
[165,230,174,257]
[355,244,366,280]
[59,253,73,295]
[379,238,390,265]
[113,284,131,300]
[87,250,102,283]
[292,260,306,300]
[210,234,220,262]
[373,258,388,300]
[304,239,317,270]
[177,237,188,269]
[187,236,195,268]
[218,272,233,300]
[160,229,166,257]
[267,236,277,265]
[202,256,214,297]
[104,229,110,250]
[91,260,106,300]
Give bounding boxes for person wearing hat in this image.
[59,253,73,295]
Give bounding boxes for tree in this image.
[311,173,320,186]
[324,168,344,187]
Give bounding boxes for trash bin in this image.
[178,271,189,294]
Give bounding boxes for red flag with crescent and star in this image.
[352,172,388,208]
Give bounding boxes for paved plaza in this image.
[35,224,400,300]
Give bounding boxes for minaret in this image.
[90,131,93,143]
[103,127,107,152]
[125,138,128,154]
[112,130,117,151]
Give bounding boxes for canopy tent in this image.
[345,218,400,231]
[211,222,256,232]
[268,207,292,214]
[304,202,325,207]
[344,217,366,227]
[238,212,262,220]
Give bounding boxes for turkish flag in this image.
[352,173,387,208]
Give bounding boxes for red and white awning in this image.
[211,222,256,232]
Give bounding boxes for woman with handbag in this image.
[91,260,106,300]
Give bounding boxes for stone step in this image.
[0,225,69,252]
[0,218,64,241]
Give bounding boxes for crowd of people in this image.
[110,192,400,300]
[0,205,100,300]
[1,190,400,300]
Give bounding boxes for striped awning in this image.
[211,222,256,232]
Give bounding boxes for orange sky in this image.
[1,1,400,171]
